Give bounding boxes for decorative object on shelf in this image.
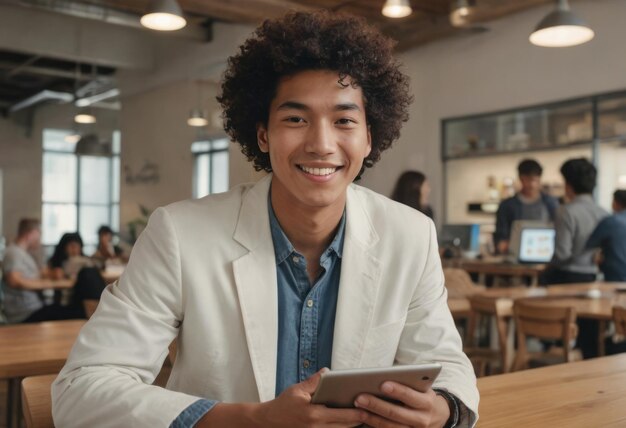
[381,0,412,18]
[486,176,500,202]
[449,0,476,27]
[529,0,594,48]
[141,0,187,31]
[124,161,160,185]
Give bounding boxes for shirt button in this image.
[292,256,300,263]
[303,359,310,368]
[307,299,314,308]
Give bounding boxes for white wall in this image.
[359,0,626,225]
[119,79,262,234]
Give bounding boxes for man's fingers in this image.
[299,367,329,394]
[355,394,427,427]
[378,381,433,410]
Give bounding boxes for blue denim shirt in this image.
[170,201,345,427]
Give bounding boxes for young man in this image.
[493,159,558,254]
[586,189,626,281]
[1,219,80,322]
[541,158,608,285]
[53,11,478,428]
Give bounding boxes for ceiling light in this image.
[530,0,594,47]
[75,134,112,157]
[74,112,96,124]
[187,109,208,127]
[141,0,187,31]
[450,0,476,27]
[382,0,412,19]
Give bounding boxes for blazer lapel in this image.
[232,174,278,402]
[331,185,382,369]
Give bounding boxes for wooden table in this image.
[444,257,546,287]
[0,320,85,428]
[447,282,626,358]
[21,375,56,428]
[477,354,626,427]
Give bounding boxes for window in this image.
[192,138,229,198]
[42,129,120,254]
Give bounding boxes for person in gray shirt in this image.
[1,218,83,323]
[541,158,608,285]
[540,158,608,360]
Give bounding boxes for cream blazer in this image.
[52,174,478,427]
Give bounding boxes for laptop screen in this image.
[518,228,555,263]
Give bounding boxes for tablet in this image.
[311,363,442,408]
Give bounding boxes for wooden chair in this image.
[613,306,626,341]
[464,295,512,376]
[512,300,581,371]
[22,374,56,428]
[443,268,484,298]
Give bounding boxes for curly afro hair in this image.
[217,10,412,178]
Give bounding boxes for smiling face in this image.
[257,70,371,215]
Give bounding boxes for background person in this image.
[541,158,608,360]
[493,159,558,254]
[586,189,626,281]
[92,225,126,264]
[391,170,434,220]
[1,219,83,323]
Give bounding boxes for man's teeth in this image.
[300,166,337,176]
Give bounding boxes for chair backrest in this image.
[466,295,512,373]
[513,299,578,370]
[613,306,626,337]
[21,375,56,428]
[443,267,482,298]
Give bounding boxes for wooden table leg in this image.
[598,320,606,357]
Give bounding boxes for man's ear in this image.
[257,123,269,153]
[365,125,372,158]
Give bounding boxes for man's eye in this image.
[285,117,305,123]
[336,118,356,125]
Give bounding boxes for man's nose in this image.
[304,121,337,156]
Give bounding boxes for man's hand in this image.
[256,368,366,427]
[355,382,450,428]
[198,369,366,427]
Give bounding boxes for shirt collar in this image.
[267,194,346,265]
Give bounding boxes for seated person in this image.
[52,11,478,428]
[48,233,101,307]
[586,189,626,281]
[49,233,95,280]
[92,225,126,265]
[494,159,558,254]
[542,158,608,285]
[1,219,83,323]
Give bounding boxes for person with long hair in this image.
[49,232,87,280]
[391,170,434,220]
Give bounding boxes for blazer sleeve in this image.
[52,207,203,428]
[395,220,479,427]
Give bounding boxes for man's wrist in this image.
[433,389,460,428]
